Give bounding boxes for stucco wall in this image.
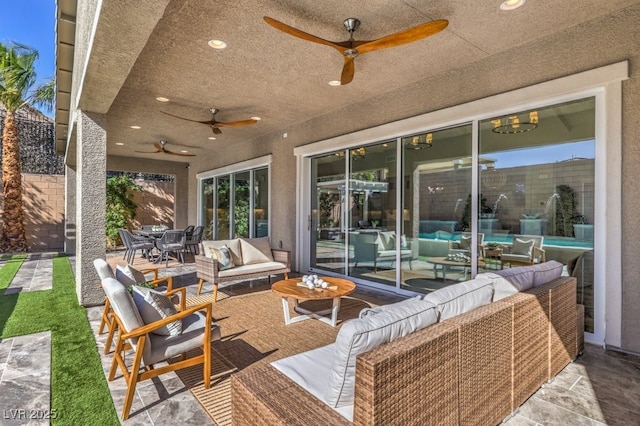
[186,4,640,352]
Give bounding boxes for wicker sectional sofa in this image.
[231,261,583,425]
[195,237,290,302]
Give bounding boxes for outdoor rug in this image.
[173,289,381,425]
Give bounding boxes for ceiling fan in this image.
[135,140,196,157]
[161,108,258,135]
[264,16,448,85]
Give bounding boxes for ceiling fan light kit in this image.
[491,111,539,134]
[264,16,448,85]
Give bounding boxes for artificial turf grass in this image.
[0,254,118,425]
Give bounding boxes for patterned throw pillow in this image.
[208,245,235,270]
[131,286,182,336]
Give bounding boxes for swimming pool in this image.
[418,232,594,249]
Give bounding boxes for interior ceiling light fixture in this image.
[491,111,538,134]
[408,133,433,149]
[130,125,141,129]
[115,142,124,146]
[250,116,261,121]
[328,80,341,86]
[208,136,217,140]
[500,0,526,11]
[155,96,169,102]
[208,39,227,49]
[335,147,366,160]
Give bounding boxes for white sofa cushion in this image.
[532,260,563,287]
[359,296,423,318]
[493,267,535,291]
[325,298,438,408]
[201,239,243,265]
[240,237,274,265]
[423,277,494,321]
[271,344,354,421]
[476,272,519,301]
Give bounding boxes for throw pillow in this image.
[115,264,147,286]
[458,235,472,251]
[512,238,535,256]
[131,286,182,336]
[240,237,274,265]
[208,245,235,270]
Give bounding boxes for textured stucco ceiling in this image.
[68,0,638,162]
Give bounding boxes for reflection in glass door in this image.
[234,172,251,238]
[347,141,397,288]
[401,125,473,295]
[310,154,346,274]
[216,176,230,239]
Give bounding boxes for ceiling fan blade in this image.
[134,150,162,154]
[215,119,258,127]
[340,57,355,85]
[154,143,163,151]
[161,110,213,125]
[356,19,448,54]
[211,126,223,135]
[264,16,346,53]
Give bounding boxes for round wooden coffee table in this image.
[271,277,356,327]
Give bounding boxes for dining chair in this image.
[120,228,155,264]
[157,229,187,266]
[186,225,205,254]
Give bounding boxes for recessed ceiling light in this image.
[115,142,124,146]
[155,96,169,102]
[208,136,217,140]
[208,39,227,49]
[180,150,188,153]
[500,0,526,11]
[251,116,261,121]
[328,80,341,86]
[130,125,141,129]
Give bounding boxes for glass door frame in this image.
[294,61,627,346]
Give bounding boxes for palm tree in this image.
[0,42,55,252]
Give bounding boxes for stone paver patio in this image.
[0,253,639,425]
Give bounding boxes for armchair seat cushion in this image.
[500,253,533,263]
[146,312,221,365]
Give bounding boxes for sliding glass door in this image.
[305,97,596,317]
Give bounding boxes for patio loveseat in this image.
[231,261,583,425]
[195,237,290,302]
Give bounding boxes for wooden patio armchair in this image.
[101,276,222,420]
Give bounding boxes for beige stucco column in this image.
[64,164,77,255]
[75,110,107,306]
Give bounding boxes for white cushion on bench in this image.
[325,298,438,408]
[271,344,354,421]
[218,261,286,278]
